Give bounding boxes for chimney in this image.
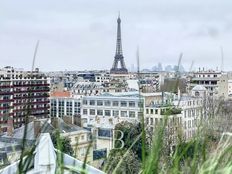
[34,120,41,138]
[7,116,14,136]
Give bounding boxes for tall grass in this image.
[103,53,232,174]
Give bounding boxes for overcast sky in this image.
[0,0,232,71]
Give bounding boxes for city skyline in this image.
[1,0,232,71]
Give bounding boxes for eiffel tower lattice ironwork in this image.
[110,15,128,74]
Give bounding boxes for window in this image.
[155,118,158,125]
[90,109,95,115]
[150,109,153,114]
[104,110,111,116]
[155,109,158,114]
[97,110,103,115]
[146,109,149,114]
[113,101,119,106]
[83,100,87,105]
[59,101,64,106]
[129,111,135,118]
[146,118,149,124]
[195,91,200,96]
[66,101,72,107]
[90,100,95,105]
[129,101,135,107]
[80,147,86,157]
[121,101,127,107]
[188,120,191,128]
[138,101,144,108]
[97,100,103,106]
[104,100,111,106]
[75,137,79,143]
[138,111,143,118]
[121,111,127,117]
[83,109,88,115]
[150,118,154,125]
[113,110,119,117]
[192,110,195,117]
[81,135,85,140]
[75,102,80,107]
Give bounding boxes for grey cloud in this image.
[0,0,232,71]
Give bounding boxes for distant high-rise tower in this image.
[110,15,128,74]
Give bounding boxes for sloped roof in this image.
[192,85,207,91]
[5,120,53,140]
[126,79,139,91]
[0,133,105,174]
[3,118,89,140]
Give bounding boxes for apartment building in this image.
[145,104,183,146]
[95,72,110,83]
[173,96,203,140]
[0,66,49,131]
[145,90,204,146]
[71,82,104,97]
[217,73,232,99]
[102,78,129,93]
[187,69,222,96]
[81,91,144,129]
[50,91,81,124]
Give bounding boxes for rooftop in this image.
[192,85,207,91]
[0,133,105,174]
[50,91,71,97]
[3,118,89,140]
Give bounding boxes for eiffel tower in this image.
[110,14,128,74]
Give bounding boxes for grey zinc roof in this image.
[9,120,53,140]
[3,118,89,140]
[192,85,207,91]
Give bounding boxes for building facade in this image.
[50,92,81,124]
[81,92,144,129]
[145,92,204,146]
[187,69,222,96]
[0,66,49,131]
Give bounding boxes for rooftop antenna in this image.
[220,46,224,72]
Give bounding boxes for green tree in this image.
[51,130,74,156]
[105,149,141,174]
[114,121,148,160]
[104,121,148,173]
